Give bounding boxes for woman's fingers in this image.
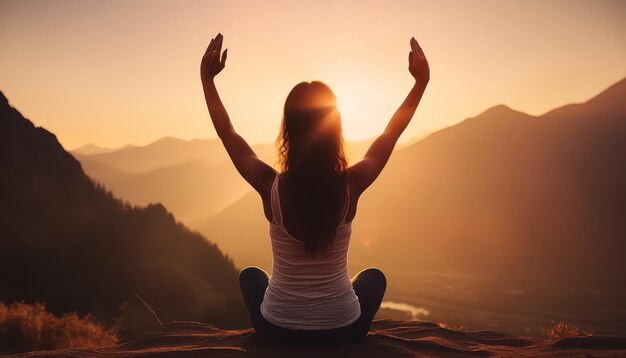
[220,48,228,68]
[215,34,225,65]
[206,34,226,71]
[204,33,222,58]
[201,33,227,79]
[215,33,223,55]
[411,37,425,58]
[204,38,215,55]
[408,36,429,83]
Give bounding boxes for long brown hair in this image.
[275,81,348,259]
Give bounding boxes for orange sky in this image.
[1,0,625,150]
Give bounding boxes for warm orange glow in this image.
[2,1,625,339]
[333,76,393,141]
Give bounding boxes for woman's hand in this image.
[201,33,228,83]
[408,37,429,86]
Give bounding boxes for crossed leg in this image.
[238,266,386,342]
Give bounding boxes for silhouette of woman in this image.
[201,33,429,344]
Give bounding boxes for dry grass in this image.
[546,321,592,340]
[0,301,117,353]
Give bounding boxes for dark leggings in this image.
[238,266,386,345]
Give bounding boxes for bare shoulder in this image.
[260,169,278,222]
[343,167,364,224]
[347,157,379,196]
[260,169,279,201]
[345,166,364,200]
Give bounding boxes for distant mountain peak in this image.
[152,136,187,145]
[489,104,513,111]
[476,104,530,119]
[72,143,115,155]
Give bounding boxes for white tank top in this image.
[260,172,361,330]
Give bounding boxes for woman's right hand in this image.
[201,33,227,84]
[408,37,429,86]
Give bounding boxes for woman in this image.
[200,33,429,344]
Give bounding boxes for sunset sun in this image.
[332,78,394,142]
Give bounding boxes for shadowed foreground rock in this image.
[9,319,626,357]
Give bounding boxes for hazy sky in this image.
[1,0,625,150]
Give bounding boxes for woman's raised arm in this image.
[348,37,429,195]
[201,33,276,196]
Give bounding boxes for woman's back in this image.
[260,172,362,330]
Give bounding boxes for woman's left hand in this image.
[201,33,227,82]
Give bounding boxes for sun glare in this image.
[334,84,384,142]
[322,61,405,143]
